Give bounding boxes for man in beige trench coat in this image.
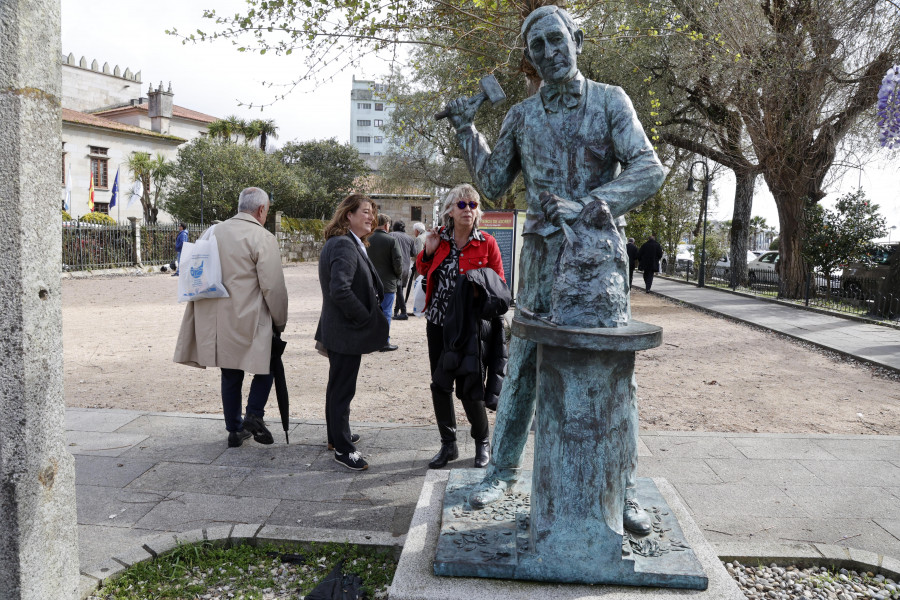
[174,187,289,447]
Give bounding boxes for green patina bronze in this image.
[434,5,708,589]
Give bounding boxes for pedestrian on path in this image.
[368,214,403,351]
[626,237,639,288]
[638,234,663,293]
[173,223,188,276]
[174,188,288,448]
[416,184,506,470]
[315,194,389,471]
[389,220,415,320]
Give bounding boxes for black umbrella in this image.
[270,331,290,444]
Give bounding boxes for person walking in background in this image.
[417,184,507,470]
[173,223,188,276]
[389,221,415,321]
[637,234,663,293]
[405,222,427,308]
[174,188,288,447]
[626,237,639,289]
[315,194,389,471]
[368,214,403,351]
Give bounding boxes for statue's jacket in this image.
[456,73,665,237]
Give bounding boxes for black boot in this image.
[428,442,459,469]
[430,384,458,469]
[474,439,490,468]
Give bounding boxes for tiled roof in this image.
[62,108,185,142]
[92,103,218,123]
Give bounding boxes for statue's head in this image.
[522,6,584,85]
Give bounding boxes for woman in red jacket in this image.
[416,184,505,469]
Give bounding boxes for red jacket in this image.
[416,228,505,310]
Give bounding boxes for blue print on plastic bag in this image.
[190,261,204,283]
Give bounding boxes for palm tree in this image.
[206,119,231,141]
[249,119,279,152]
[126,152,172,223]
[224,115,248,144]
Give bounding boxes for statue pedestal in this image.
[392,471,747,600]
[432,317,708,589]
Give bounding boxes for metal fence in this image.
[62,221,135,271]
[140,223,205,266]
[665,263,900,321]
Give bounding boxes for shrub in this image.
[79,212,117,225]
[62,209,72,220]
[281,216,325,240]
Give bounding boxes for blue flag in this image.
[109,168,119,209]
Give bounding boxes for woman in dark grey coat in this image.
[315,194,389,470]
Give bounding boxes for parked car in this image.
[674,244,695,272]
[842,243,900,296]
[747,251,780,286]
[716,251,760,275]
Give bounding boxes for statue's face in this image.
[525,15,583,84]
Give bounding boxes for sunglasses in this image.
[456,201,479,210]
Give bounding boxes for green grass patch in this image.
[89,540,397,600]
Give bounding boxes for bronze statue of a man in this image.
[444,5,665,534]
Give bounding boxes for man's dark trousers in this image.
[643,269,655,292]
[220,368,274,432]
[325,350,362,454]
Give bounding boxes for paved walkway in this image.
[71,284,900,594]
[652,278,900,372]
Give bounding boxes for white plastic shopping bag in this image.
[412,275,426,315]
[177,226,230,302]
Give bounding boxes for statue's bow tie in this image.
[540,80,583,113]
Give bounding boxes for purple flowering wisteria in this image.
[878,65,900,149]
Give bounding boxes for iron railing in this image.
[664,264,900,321]
[62,221,135,271]
[140,223,205,266]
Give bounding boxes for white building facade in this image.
[349,76,395,171]
[61,54,217,222]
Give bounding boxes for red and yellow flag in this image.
[88,174,95,212]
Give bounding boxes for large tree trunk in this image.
[772,191,807,298]
[729,171,756,286]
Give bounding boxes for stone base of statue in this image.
[431,316,708,589]
[389,471,747,600]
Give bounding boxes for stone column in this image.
[0,1,80,599]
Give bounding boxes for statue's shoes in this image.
[623,498,652,536]
[468,478,511,509]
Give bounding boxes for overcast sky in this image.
[62,1,899,234]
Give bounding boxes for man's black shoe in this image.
[228,429,252,448]
[394,314,409,321]
[334,450,369,470]
[242,414,274,445]
[328,433,360,451]
[380,344,399,352]
[428,442,459,469]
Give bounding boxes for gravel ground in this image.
[728,561,900,599]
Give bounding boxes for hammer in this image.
[434,74,506,120]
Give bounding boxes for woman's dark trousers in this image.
[426,320,489,443]
[325,350,362,454]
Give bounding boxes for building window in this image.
[89,146,109,188]
[374,119,383,127]
[375,103,384,111]
[374,83,386,93]
[356,136,371,143]
[357,120,371,126]
[359,152,371,156]
[374,152,382,156]
[357,103,371,110]
[374,136,383,144]
[411,206,422,222]
[94,202,110,215]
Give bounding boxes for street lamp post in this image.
[687,160,712,288]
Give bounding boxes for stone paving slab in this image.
[68,408,900,595]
